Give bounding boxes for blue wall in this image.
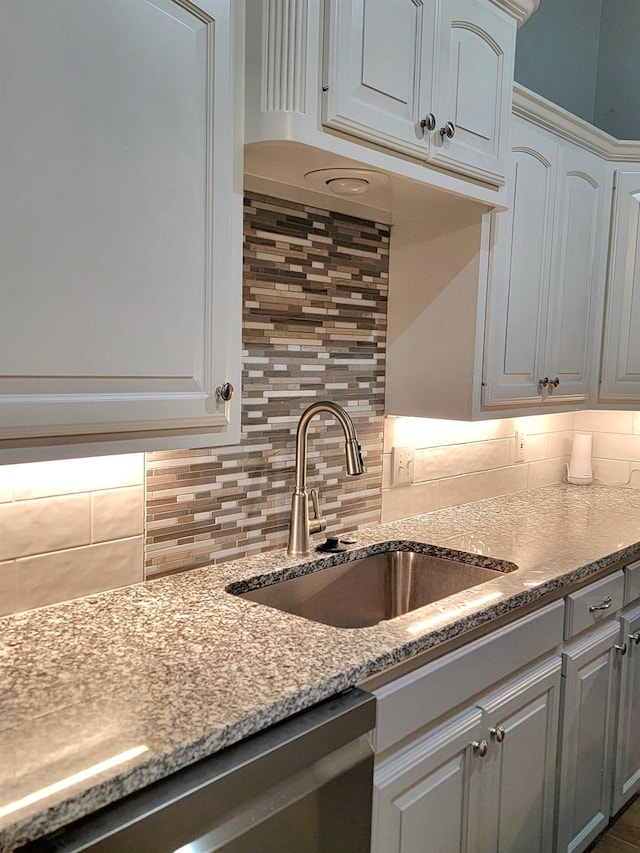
[515,0,603,125]
[594,0,640,139]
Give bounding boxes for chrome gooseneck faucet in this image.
[287,401,365,557]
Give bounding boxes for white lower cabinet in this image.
[611,603,640,814]
[373,658,561,853]
[556,622,622,853]
[370,602,564,853]
[370,568,640,853]
[373,708,484,853]
[477,660,561,853]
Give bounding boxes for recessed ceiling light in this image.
[326,177,370,195]
[303,168,389,196]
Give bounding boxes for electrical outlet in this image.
[391,446,415,486]
[515,431,527,463]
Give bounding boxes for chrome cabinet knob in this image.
[215,382,234,402]
[473,740,489,757]
[589,595,613,613]
[629,631,640,645]
[614,643,628,656]
[490,725,506,743]
[440,121,456,139]
[420,113,436,132]
[550,377,560,387]
[538,377,549,393]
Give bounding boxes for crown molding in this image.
[512,83,640,161]
[491,0,540,27]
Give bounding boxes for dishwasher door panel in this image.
[23,689,376,853]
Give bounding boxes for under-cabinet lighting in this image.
[0,745,149,819]
[7,453,144,500]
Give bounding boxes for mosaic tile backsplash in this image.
[145,192,390,577]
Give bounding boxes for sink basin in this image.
[232,548,515,628]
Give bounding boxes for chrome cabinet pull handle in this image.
[614,643,628,656]
[589,596,613,612]
[473,740,488,757]
[490,725,506,743]
[440,121,455,139]
[420,113,436,132]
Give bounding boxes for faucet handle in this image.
[310,488,321,520]
[309,488,327,535]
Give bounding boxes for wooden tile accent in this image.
[145,193,389,577]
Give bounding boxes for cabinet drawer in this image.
[625,559,640,604]
[564,571,624,639]
[372,600,564,754]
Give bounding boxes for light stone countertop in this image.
[2,483,640,850]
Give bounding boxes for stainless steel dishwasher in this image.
[25,689,376,853]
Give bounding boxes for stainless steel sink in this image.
[233,549,514,628]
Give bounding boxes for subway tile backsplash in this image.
[0,455,144,615]
[381,409,640,522]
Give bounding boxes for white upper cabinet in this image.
[0,0,242,461]
[323,0,435,161]
[545,144,607,398]
[600,170,640,403]
[482,119,556,406]
[428,0,515,183]
[482,118,608,409]
[386,110,610,422]
[323,0,516,186]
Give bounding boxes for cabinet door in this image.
[557,622,621,853]
[0,0,241,458]
[323,0,434,160]
[600,170,640,402]
[544,143,608,405]
[372,709,485,853]
[611,604,640,814]
[430,0,515,185]
[477,658,562,853]
[482,119,557,406]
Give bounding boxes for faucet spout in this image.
[288,401,365,557]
